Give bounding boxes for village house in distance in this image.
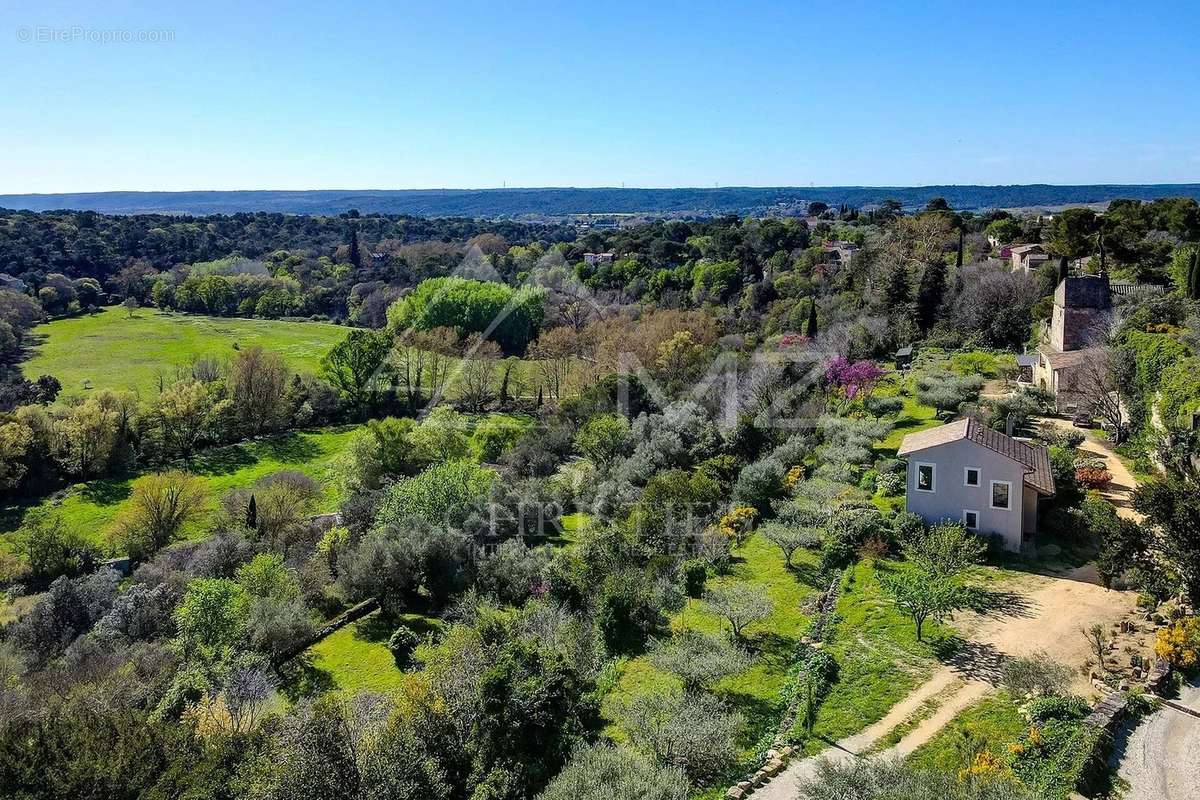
[898,418,1055,552]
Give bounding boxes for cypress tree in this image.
[1189,250,1200,300]
[537,386,544,406]
[916,261,947,332]
[1058,256,1069,284]
[806,296,818,338]
[956,227,964,270]
[246,495,257,530]
[1098,230,1107,274]
[348,223,362,269]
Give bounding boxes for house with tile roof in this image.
[898,418,1055,552]
[1010,244,1051,274]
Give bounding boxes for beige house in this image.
[899,418,1055,552]
[1010,244,1051,273]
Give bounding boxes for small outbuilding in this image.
[894,345,915,371]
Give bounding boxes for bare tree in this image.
[530,325,579,401]
[1082,623,1110,675]
[457,335,501,412]
[223,660,275,733]
[419,326,459,403]
[1074,348,1130,442]
[392,331,428,407]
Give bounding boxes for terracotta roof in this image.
[898,418,1055,495]
[1037,346,1103,371]
[1010,244,1046,255]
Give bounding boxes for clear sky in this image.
[3,0,1199,192]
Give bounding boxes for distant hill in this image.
[3,185,1200,217]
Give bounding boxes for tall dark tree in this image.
[955,227,964,270]
[916,261,947,332]
[1189,249,1200,300]
[246,495,258,530]
[806,296,818,338]
[348,223,362,270]
[883,263,911,307]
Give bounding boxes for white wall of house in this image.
[905,438,1029,552]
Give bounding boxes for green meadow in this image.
[1,426,361,553]
[21,307,347,397]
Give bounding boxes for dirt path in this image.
[755,567,1141,799]
[1037,416,1143,522]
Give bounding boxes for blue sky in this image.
[2,0,1199,192]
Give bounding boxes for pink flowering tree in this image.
[824,356,885,410]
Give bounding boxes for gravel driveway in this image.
[1114,680,1200,800]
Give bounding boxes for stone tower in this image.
[1049,274,1112,352]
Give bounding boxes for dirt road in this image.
[1114,680,1200,800]
[754,567,1142,799]
[1037,416,1143,522]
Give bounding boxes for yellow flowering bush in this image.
[958,751,1004,783]
[1155,617,1200,669]
[784,464,806,490]
[718,506,758,544]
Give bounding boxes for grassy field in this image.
[0,426,361,552]
[21,307,347,397]
[602,533,820,758]
[907,691,1026,774]
[281,611,443,699]
[875,392,940,458]
[798,559,949,749]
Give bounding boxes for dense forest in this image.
[1,195,1200,800]
[4,183,1200,216]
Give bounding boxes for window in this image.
[963,509,979,530]
[990,480,1012,510]
[915,463,935,492]
[964,467,980,487]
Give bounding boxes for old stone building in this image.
[1034,274,1112,412]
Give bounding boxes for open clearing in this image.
[21,307,347,397]
[0,425,360,552]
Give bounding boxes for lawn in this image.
[875,393,940,458]
[0,425,361,552]
[798,559,948,749]
[21,307,347,397]
[602,533,820,758]
[281,611,443,699]
[907,691,1026,774]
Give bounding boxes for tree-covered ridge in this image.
[3,183,1200,216]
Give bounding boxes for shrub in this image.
[621,689,743,783]
[865,395,904,417]
[682,559,708,598]
[732,457,786,511]
[876,470,905,496]
[1074,465,1112,489]
[1001,652,1076,698]
[471,416,526,462]
[1026,695,1090,724]
[1155,617,1200,669]
[537,743,686,800]
[374,460,495,528]
[388,626,421,667]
